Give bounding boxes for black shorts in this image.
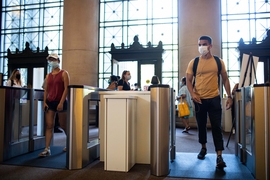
[46,100,67,112]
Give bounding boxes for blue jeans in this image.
[194,96,224,151]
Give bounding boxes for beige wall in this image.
[62,0,99,86]
[178,0,221,81]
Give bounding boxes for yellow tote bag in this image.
[178,97,190,117]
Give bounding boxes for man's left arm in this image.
[221,71,233,109]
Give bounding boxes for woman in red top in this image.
[39,53,70,157]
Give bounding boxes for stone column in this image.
[178,0,221,80]
[62,0,99,86]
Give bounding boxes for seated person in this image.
[134,83,139,91]
[118,70,131,91]
[148,75,160,91]
[107,75,118,90]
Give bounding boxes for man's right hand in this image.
[192,93,202,104]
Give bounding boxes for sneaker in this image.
[197,148,207,159]
[54,128,63,133]
[216,155,227,169]
[39,147,51,157]
[182,126,191,133]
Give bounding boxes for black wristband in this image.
[227,95,232,99]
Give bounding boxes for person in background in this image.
[4,69,23,148]
[118,70,131,91]
[148,75,160,91]
[107,75,118,90]
[134,83,139,91]
[177,77,192,133]
[39,53,70,157]
[6,69,22,87]
[186,35,232,169]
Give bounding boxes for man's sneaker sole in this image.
[216,161,227,169]
[197,155,206,159]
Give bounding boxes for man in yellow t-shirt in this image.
[186,35,233,170]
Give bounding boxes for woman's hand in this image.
[43,103,49,112]
[117,85,123,91]
[57,103,64,111]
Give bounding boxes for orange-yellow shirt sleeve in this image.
[186,59,195,75]
[219,58,227,74]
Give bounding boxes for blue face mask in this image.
[48,61,59,69]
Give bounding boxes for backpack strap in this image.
[213,55,222,75]
[192,55,222,87]
[192,57,200,87]
[213,55,222,87]
[11,79,14,87]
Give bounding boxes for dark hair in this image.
[151,75,160,85]
[9,69,20,80]
[8,69,22,86]
[110,75,118,82]
[199,35,212,44]
[181,77,186,84]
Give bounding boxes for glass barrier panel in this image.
[244,87,252,153]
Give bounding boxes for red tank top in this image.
[47,70,65,102]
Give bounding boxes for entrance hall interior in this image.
[1,0,270,179]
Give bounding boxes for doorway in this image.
[109,35,163,89]
[140,64,155,91]
[7,42,48,88]
[113,61,156,91]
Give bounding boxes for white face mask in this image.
[198,46,209,56]
[179,82,182,87]
[49,61,59,69]
[126,75,131,80]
